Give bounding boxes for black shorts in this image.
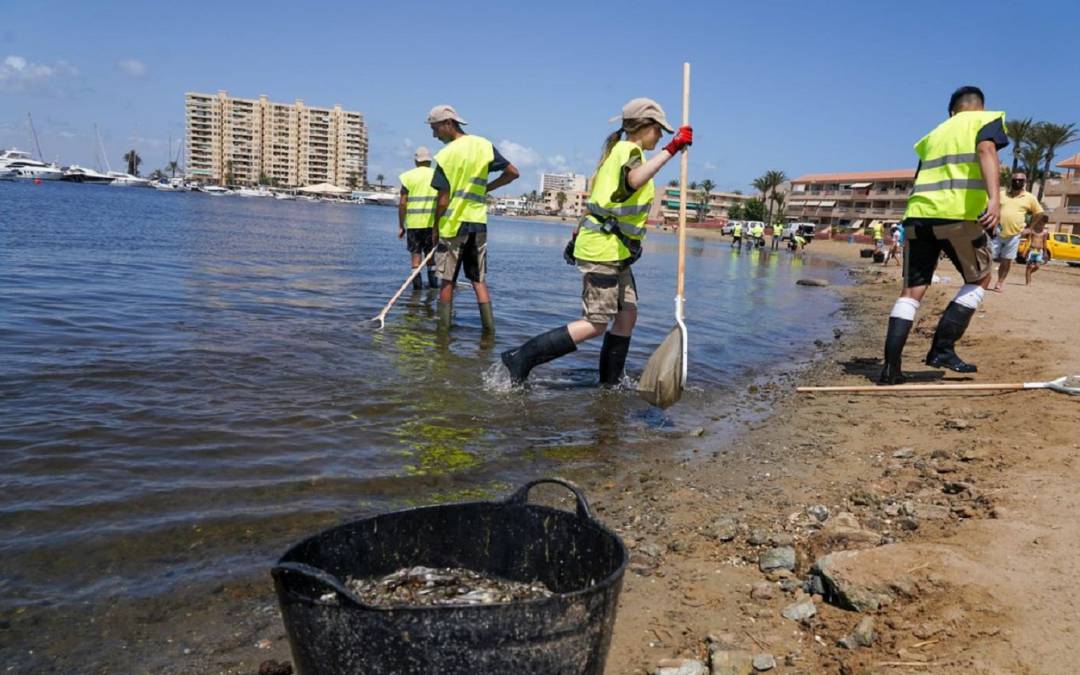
[903,220,992,288]
[405,228,434,254]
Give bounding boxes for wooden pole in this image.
[797,383,1028,393]
[675,62,690,313]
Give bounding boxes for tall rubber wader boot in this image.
[598,332,631,386]
[925,302,977,373]
[478,302,495,335]
[437,301,452,331]
[500,326,577,384]
[878,317,912,385]
[411,267,423,291]
[427,268,438,289]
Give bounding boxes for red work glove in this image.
[664,125,693,156]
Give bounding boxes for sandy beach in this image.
[9,238,1080,675]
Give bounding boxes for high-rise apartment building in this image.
[787,170,916,228]
[185,91,367,188]
[540,172,587,194]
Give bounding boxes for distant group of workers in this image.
[397,99,692,385]
[730,221,806,252]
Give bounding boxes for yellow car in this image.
[1018,231,1080,266]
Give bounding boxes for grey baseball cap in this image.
[609,97,674,132]
[414,146,432,162]
[426,104,468,125]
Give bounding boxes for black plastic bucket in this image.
[271,479,627,675]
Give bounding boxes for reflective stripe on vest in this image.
[574,140,654,262]
[904,110,1006,221]
[433,136,494,237]
[399,165,438,229]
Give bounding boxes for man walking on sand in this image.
[427,105,520,334]
[879,85,1008,385]
[991,170,1045,292]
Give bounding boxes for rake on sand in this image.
[797,375,1080,396]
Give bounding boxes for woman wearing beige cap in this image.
[501,97,692,385]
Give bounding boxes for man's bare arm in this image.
[977,139,1001,228]
[432,189,450,244]
[397,189,408,237]
[486,163,520,192]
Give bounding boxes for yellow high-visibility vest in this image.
[575,140,653,262]
[399,166,437,229]
[433,135,494,238]
[905,110,1006,221]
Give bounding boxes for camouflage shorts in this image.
[578,261,637,323]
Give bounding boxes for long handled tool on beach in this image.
[797,375,1080,396]
[638,62,691,409]
[370,248,436,330]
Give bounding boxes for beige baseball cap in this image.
[609,97,674,133]
[426,104,468,125]
[413,146,432,162]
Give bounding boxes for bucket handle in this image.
[272,561,366,607]
[507,478,595,522]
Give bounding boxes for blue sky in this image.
[2,0,1078,192]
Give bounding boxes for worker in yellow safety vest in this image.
[879,86,1007,385]
[427,104,520,333]
[732,221,743,248]
[398,147,439,290]
[500,97,693,384]
[771,221,784,250]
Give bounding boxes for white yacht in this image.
[62,165,114,184]
[273,191,296,200]
[199,185,233,196]
[353,190,398,206]
[235,186,272,198]
[107,171,152,187]
[1,149,64,180]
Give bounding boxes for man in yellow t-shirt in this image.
[992,170,1045,292]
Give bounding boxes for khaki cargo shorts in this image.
[578,261,637,323]
[903,220,992,288]
[435,231,487,283]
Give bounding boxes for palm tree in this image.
[773,192,787,225]
[667,179,678,187]
[698,178,716,222]
[1032,122,1079,201]
[556,191,567,213]
[755,169,787,227]
[123,150,142,176]
[375,173,385,188]
[166,160,179,179]
[1020,142,1046,191]
[224,159,234,186]
[1005,117,1035,173]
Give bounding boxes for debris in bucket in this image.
[345,566,553,607]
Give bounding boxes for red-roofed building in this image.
[787,169,915,229]
[1044,152,1080,234]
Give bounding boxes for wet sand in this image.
[7,239,1080,674]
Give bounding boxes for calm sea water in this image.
[0,181,846,607]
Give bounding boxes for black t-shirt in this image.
[905,119,1010,228]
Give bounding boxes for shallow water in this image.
[0,181,847,607]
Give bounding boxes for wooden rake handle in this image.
[797,383,1028,393]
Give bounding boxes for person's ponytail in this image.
[593,128,624,182]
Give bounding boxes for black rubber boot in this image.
[411,268,423,291]
[427,269,438,289]
[598,332,631,386]
[925,302,978,373]
[478,302,495,335]
[500,326,577,384]
[878,316,912,385]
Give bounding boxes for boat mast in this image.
[27,113,44,162]
[96,124,113,173]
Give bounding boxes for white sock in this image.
[889,297,920,322]
[953,284,985,310]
